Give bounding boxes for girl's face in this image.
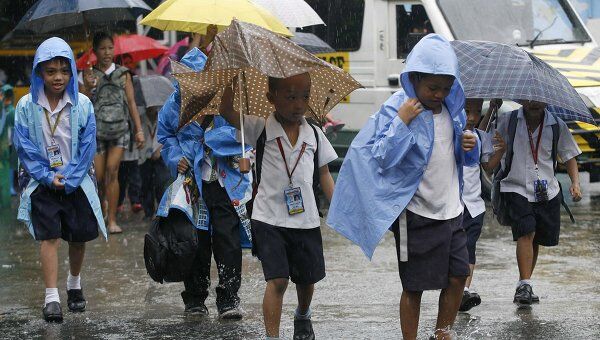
[95,38,114,67]
[412,74,454,112]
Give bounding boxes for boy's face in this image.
[412,74,454,111]
[40,58,71,97]
[465,98,483,130]
[267,73,311,124]
[519,100,547,118]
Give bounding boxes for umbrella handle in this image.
[238,73,251,174]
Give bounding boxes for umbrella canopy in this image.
[14,0,151,33]
[451,40,595,124]
[76,34,169,70]
[139,0,291,36]
[290,32,334,54]
[173,19,361,128]
[251,0,324,28]
[133,75,174,108]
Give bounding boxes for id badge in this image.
[284,186,305,215]
[46,144,63,168]
[533,179,549,202]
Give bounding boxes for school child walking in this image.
[219,73,337,340]
[327,34,479,340]
[495,100,581,306]
[13,37,106,322]
[459,98,506,311]
[0,84,15,204]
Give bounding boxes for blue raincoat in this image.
[327,34,478,259]
[157,48,252,246]
[14,37,106,239]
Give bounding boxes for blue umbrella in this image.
[14,0,151,34]
[451,40,596,124]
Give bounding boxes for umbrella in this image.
[450,40,595,124]
[290,32,334,54]
[14,0,151,34]
[139,0,291,36]
[251,0,324,28]
[133,75,174,108]
[76,34,169,70]
[156,37,190,75]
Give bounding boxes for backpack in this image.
[93,66,129,141]
[143,209,198,283]
[491,110,574,226]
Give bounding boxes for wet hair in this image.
[37,57,71,76]
[93,32,113,51]
[268,76,282,93]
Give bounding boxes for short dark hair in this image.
[409,71,454,82]
[93,31,113,51]
[268,76,281,93]
[37,57,71,76]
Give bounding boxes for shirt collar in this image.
[37,89,72,115]
[265,113,315,147]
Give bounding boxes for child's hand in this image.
[397,98,423,125]
[462,130,477,152]
[52,174,65,190]
[178,158,190,174]
[83,68,97,89]
[151,149,161,161]
[135,131,146,149]
[493,131,506,154]
[570,182,582,202]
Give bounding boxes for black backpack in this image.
[491,110,574,226]
[143,209,198,283]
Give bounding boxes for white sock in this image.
[67,273,81,290]
[45,288,60,306]
[517,279,533,288]
[295,307,312,320]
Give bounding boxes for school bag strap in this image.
[548,112,575,223]
[491,110,518,226]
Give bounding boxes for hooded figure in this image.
[14,37,106,238]
[327,34,479,259]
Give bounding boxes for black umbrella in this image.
[290,32,334,54]
[133,74,174,109]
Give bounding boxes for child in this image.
[327,34,479,340]
[13,37,106,322]
[459,98,506,312]
[495,100,581,306]
[0,84,15,204]
[219,73,337,339]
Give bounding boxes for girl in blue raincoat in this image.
[327,34,479,339]
[14,37,105,323]
[157,48,252,319]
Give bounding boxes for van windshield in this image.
[437,0,591,46]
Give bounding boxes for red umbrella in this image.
[76,34,169,70]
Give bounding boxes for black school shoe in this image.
[513,284,533,305]
[459,291,482,312]
[218,305,243,320]
[293,318,315,340]
[67,289,86,312]
[531,292,540,303]
[42,301,63,323]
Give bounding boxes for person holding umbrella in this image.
[79,32,145,234]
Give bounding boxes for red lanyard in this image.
[526,116,544,168]
[276,137,307,185]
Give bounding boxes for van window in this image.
[396,4,434,58]
[303,0,365,51]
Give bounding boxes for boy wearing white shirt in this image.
[220,73,337,340]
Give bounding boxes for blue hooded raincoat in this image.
[327,34,478,259]
[14,37,106,239]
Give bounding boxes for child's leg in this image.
[117,161,128,207]
[105,146,125,231]
[516,232,536,280]
[400,290,423,340]
[182,229,212,313]
[128,162,142,206]
[68,242,85,277]
[264,278,289,337]
[531,243,539,277]
[41,239,60,289]
[94,153,107,213]
[296,283,314,315]
[436,276,467,336]
[465,265,475,288]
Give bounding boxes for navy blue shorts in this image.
[506,192,560,246]
[31,185,99,242]
[462,209,484,265]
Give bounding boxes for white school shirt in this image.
[406,105,463,220]
[37,90,72,173]
[242,114,338,229]
[201,120,224,186]
[498,108,581,202]
[462,129,495,218]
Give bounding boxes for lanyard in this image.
[526,116,544,171]
[43,108,64,144]
[276,137,307,186]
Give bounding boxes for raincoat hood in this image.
[31,37,79,106]
[400,34,464,116]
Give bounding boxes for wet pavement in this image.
[0,173,599,339]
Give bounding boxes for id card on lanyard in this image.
[44,108,64,169]
[276,137,307,215]
[527,115,548,202]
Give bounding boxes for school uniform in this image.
[242,113,337,284]
[497,108,581,246]
[462,129,494,264]
[328,34,480,292]
[14,37,106,241]
[117,108,142,208]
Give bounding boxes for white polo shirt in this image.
[37,90,72,173]
[462,129,495,218]
[498,108,581,202]
[242,113,338,229]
